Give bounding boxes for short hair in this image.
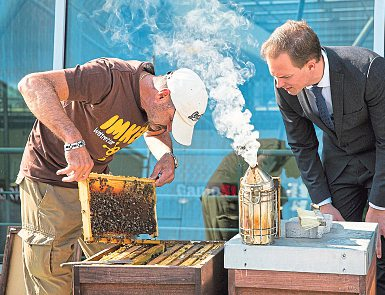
[260,20,322,68]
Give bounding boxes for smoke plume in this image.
[100,0,260,167]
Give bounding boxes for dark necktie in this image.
[310,86,334,131]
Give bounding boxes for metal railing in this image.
[0,147,292,156]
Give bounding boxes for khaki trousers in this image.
[18,177,109,295]
[201,191,239,241]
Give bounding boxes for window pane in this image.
[0,0,55,256]
[0,0,55,184]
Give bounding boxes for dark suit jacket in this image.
[276,46,385,207]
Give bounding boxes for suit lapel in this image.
[327,49,344,140]
[330,72,344,139]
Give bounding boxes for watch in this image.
[166,152,178,169]
[64,139,86,152]
[310,203,320,210]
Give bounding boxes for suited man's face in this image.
[266,52,319,96]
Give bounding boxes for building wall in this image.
[0,0,380,254]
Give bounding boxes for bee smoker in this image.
[239,165,279,245]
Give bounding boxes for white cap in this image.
[166,68,208,146]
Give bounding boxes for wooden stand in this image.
[225,222,378,295]
[228,255,376,294]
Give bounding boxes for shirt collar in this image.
[306,49,330,89]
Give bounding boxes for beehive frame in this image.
[84,240,224,267]
[78,173,158,243]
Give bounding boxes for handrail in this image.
[0,147,24,153]
[0,194,309,203]
[0,147,293,156]
[0,147,295,198]
[0,223,21,226]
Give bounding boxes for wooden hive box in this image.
[72,240,227,295]
[75,173,227,294]
[78,173,158,244]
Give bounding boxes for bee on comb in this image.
[78,173,158,243]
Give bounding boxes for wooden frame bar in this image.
[0,226,21,295]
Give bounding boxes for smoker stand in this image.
[224,221,377,294]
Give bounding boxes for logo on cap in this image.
[188,111,202,122]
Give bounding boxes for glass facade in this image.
[0,0,379,255]
[64,0,377,240]
[0,0,55,256]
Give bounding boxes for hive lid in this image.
[78,172,158,244]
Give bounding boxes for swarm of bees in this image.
[86,176,157,242]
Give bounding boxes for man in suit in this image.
[260,20,385,292]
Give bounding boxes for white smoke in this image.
[100,0,260,167]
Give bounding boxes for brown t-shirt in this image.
[18,58,154,188]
